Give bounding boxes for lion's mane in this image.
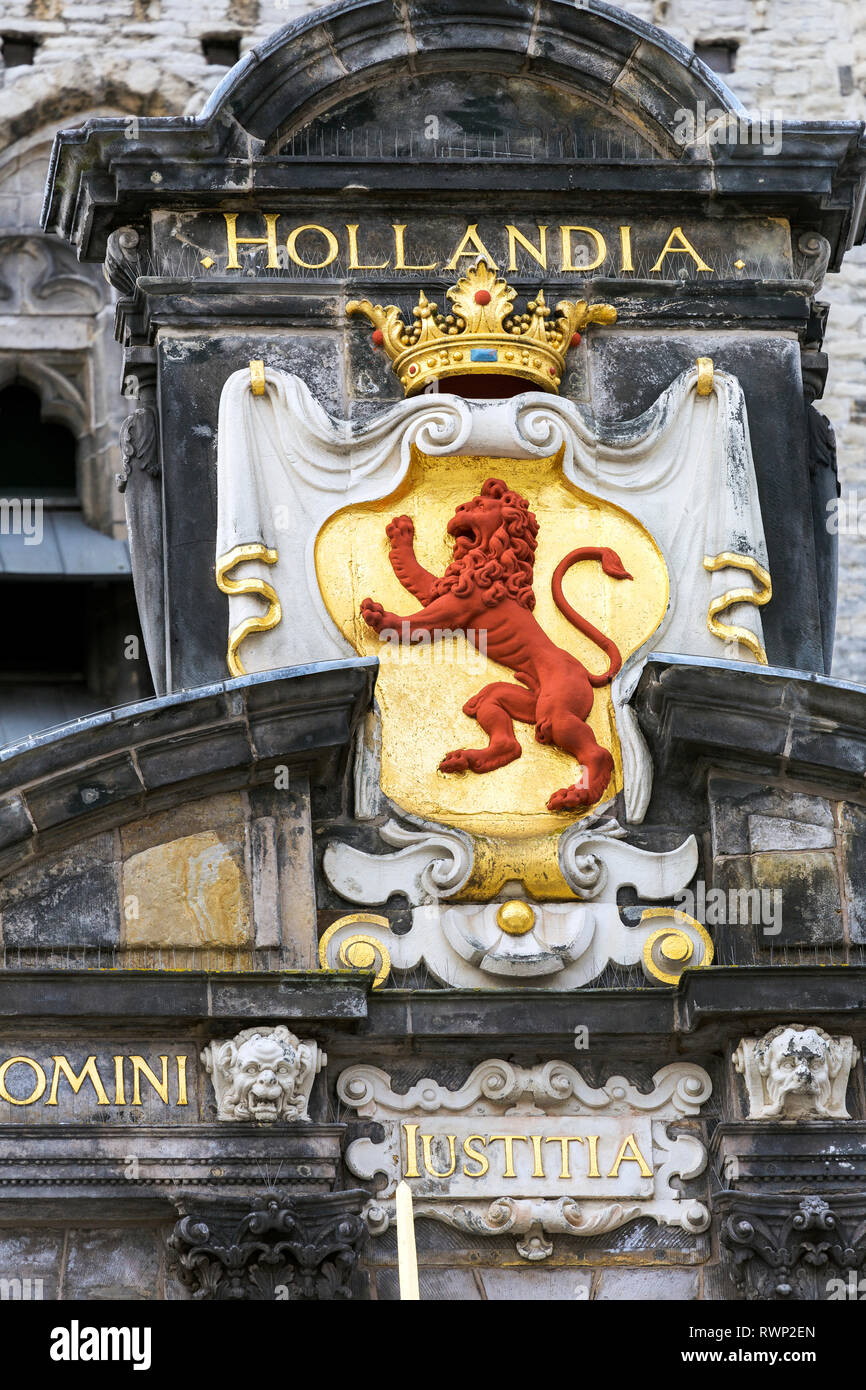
[430,478,539,610]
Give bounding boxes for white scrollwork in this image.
[322,821,703,987]
[338,1059,711,1122]
[342,1059,712,1257]
[317,896,711,992]
[323,818,473,906]
[558,826,697,901]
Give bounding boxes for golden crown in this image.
[347,258,617,396]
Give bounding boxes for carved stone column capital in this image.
[169,1190,369,1300]
[718,1192,866,1301]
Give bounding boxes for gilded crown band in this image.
[347,257,617,396]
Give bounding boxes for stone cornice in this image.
[2,965,863,1046]
[0,658,376,873]
[40,0,866,265]
[634,653,866,799]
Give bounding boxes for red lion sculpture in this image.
[360,478,632,811]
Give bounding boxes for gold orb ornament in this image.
[496,900,536,935]
[345,940,377,970]
[660,934,691,963]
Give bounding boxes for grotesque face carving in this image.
[756,1025,842,1118]
[210,1026,317,1123]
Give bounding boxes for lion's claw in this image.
[439,750,471,773]
[360,597,387,633]
[386,515,415,545]
[547,784,596,812]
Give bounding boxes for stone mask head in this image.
[756,1025,841,1118]
[218,1027,310,1123]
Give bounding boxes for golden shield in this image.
[316,446,668,897]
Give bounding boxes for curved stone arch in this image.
[199,0,745,157]
[0,71,203,152]
[0,110,138,534]
[0,355,88,437]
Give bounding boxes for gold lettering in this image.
[286,223,339,270]
[544,1134,583,1180]
[346,224,389,271]
[446,223,497,270]
[488,1134,527,1178]
[223,212,279,270]
[619,225,634,272]
[586,1134,601,1178]
[392,224,437,271]
[462,1134,489,1177]
[607,1132,653,1178]
[402,1123,420,1178]
[113,1055,126,1106]
[529,1134,544,1178]
[650,225,711,273]
[421,1133,457,1178]
[560,225,607,273]
[47,1056,110,1107]
[176,1055,188,1107]
[0,1056,46,1106]
[506,224,548,271]
[129,1055,169,1106]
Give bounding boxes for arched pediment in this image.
[202,0,743,160]
[41,0,865,271]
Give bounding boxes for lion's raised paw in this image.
[360,597,388,633]
[386,515,415,545]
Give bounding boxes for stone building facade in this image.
[0,0,863,1306]
[0,1,865,727]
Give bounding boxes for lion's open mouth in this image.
[448,519,479,549]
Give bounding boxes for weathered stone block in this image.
[596,1267,699,1300]
[751,849,843,947]
[376,1266,481,1300]
[840,805,866,943]
[709,778,834,858]
[122,830,251,948]
[25,755,142,832]
[481,1268,592,1300]
[0,834,120,948]
[64,1228,162,1301]
[0,796,32,852]
[0,1229,63,1301]
[119,792,245,859]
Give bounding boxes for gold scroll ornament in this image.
[702,551,772,665]
[318,913,391,988]
[215,543,282,677]
[639,908,714,985]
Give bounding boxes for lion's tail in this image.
[551,547,633,687]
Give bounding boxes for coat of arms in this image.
[214,259,771,990]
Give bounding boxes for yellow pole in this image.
[395,1180,420,1300]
